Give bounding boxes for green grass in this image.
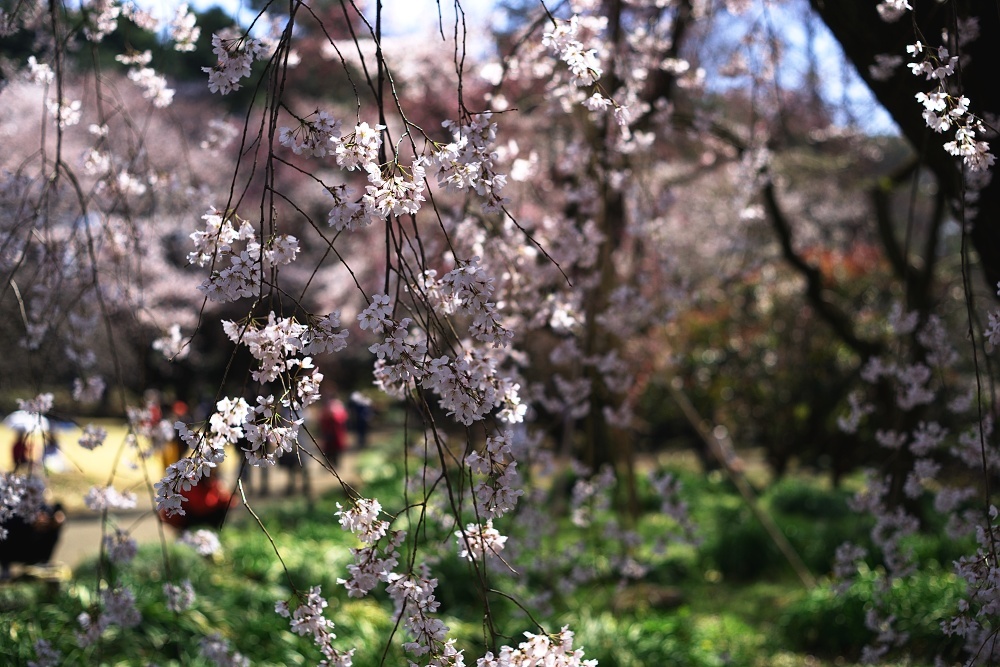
[0,444,973,666]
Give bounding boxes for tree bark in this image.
[810,0,1000,291]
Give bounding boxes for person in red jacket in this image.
[12,429,31,472]
[319,395,348,466]
[159,471,232,530]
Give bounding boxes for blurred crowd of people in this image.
[2,380,376,578]
[154,382,375,529]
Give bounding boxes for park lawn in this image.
[2,421,151,513]
[2,421,147,482]
[0,420,253,513]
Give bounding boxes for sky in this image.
[138,0,896,135]
[777,8,898,134]
[168,0,495,36]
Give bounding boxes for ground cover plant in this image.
[0,441,974,665]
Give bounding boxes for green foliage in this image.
[1,510,394,665]
[0,447,974,666]
[568,608,766,667]
[766,478,853,519]
[779,568,965,661]
[650,272,880,482]
[702,504,781,580]
[699,477,877,580]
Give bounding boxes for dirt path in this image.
[2,418,367,572]
[49,449,362,571]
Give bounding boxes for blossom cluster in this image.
[334,497,472,663]
[337,497,389,543]
[907,42,994,172]
[281,117,395,234]
[16,392,54,417]
[0,473,47,540]
[199,633,249,667]
[189,208,300,303]
[540,14,635,127]
[455,519,508,562]
[188,207,255,270]
[29,639,61,667]
[276,586,354,666]
[876,0,911,23]
[335,497,404,598]
[77,1,189,114]
[222,311,343,384]
[363,158,427,220]
[465,431,524,520]
[338,525,405,599]
[831,301,1000,662]
[542,17,603,88]
[217,311,345,466]
[180,528,223,557]
[648,471,699,546]
[385,568,454,661]
[164,580,196,612]
[77,587,142,647]
[569,464,616,528]
[83,0,123,42]
[362,290,524,426]
[983,283,1000,352]
[279,110,343,158]
[426,114,508,213]
[73,376,107,404]
[435,257,513,348]
[126,401,175,452]
[117,50,174,108]
[5,3,604,666]
[154,397,249,517]
[203,30,267,95]
[945,506,1000,661]
[476,626,597,667]
[282,111,511,233]
[336,121,384,171]
[84,485,138,512]
[152,323,192,361]
[169,4,200,52]
[325,155,429,232]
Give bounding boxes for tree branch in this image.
[762,179,882,358]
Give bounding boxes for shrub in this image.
[570,608,766,667]
[779,568,965,660]
[701,479,877,580]
[701,504,781,580]
[766,478,852,519]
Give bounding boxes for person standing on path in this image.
[12,428,32,472]
[319,391,348,467]
[348,391,373,449]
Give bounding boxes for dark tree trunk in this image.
[811,0,1000,291]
